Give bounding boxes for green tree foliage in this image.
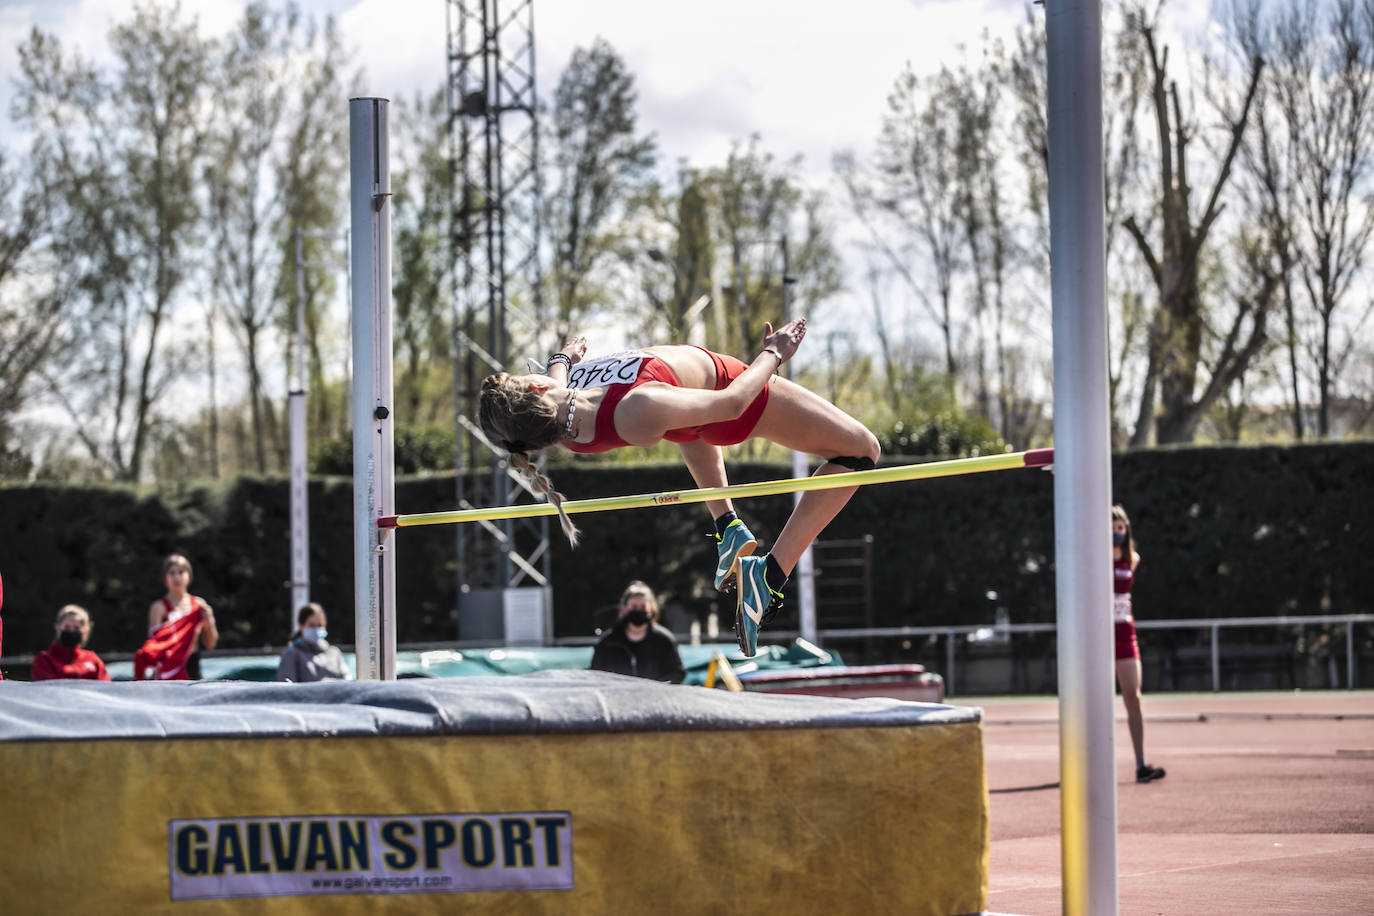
[634,165,717,345]
[205,2,303,474]
[545,38,658,339]
[391,89,455,426]
[272,16,356,445]
[14,2,211,482]
[0,150,70,473]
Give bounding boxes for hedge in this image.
[0,442,1369,670]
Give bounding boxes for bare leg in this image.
[1116,656,1147,767]
[678,440,733,521]
[747,377,880,573]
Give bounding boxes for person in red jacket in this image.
[136,553,218,680]
[31,604,110,682]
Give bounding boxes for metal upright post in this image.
[1047,3,1118,914]
[781,234,818,644]
[350,97,397,681]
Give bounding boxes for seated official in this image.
[32,604,110,682]
[589,581,685,684]
[277,602,352,683]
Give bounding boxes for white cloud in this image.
[535,0,1028,178]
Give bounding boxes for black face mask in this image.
[58,629,82,649]
[1112,531,1127,547]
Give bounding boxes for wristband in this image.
[546,353,572,373]
[761,347,783,365]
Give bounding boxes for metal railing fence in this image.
[810,613,1374,696]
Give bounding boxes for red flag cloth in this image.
[134,597,204,681]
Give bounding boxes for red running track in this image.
[952,690,1374,915]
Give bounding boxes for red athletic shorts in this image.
[665,349,770,446]
[1114,619,1140,661]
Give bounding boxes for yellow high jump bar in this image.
[377,448,1052,530]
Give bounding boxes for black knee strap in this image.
[828,455,876,472]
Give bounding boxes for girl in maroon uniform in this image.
[1114,504,1165,783]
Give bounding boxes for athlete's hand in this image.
[761,318,806,363]
[559,336,587,365]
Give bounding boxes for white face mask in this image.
[302,626,327,644]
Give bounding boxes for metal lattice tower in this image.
[446,0,551,614]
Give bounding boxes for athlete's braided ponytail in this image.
[508,451,580,547]
[479,373,581,547]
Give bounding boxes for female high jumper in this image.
[478,317,879,656]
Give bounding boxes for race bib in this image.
[566,353,645,390]
[1112,594,1133,623]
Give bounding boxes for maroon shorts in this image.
[663,350,770,447]
[1115,619,1140,661]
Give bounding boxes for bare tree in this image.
[1121,4,1270,444]
[856,63,965,379]
[712,138,841,358]
[1008,5,1154,447]
[1245,0,1374,438]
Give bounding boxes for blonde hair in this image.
[508,452,580,547]
[55,604,90,627]
[479,373,580,546]
[162,554,192,577]
[619,580,659,621]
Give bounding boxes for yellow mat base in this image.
[2,722,986,914]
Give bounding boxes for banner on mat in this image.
[168,812,573,901]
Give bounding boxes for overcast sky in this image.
[2,0,1046,178]
[0,0,1220,405]
[0,0,1059,352]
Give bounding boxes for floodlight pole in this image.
[291,227,310,632]
[291,227,350,634]
[350,97,397,681]
[1047,3,1118,914]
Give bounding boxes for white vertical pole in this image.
[290,228,310,629]
[1047,3,1118,915]
[781,234,818,644]
[350,97,397,681]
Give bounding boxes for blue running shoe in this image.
[735,555,782,657]
[713,518,758,592]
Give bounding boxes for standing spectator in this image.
[1114,504,1166,783]
[135,554,218,681]
[277,603,351,682]
[32,605,110,682]
[590,581,686,684]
